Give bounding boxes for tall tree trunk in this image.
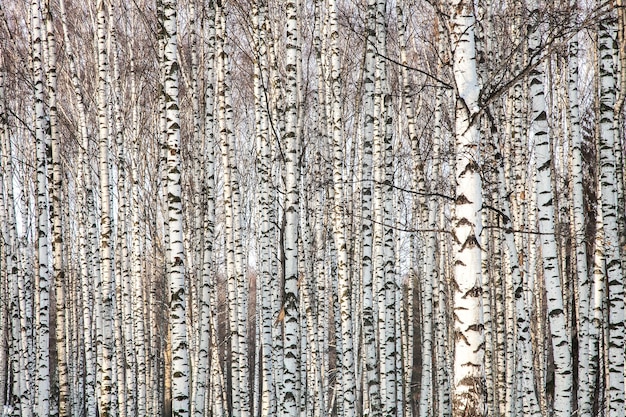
[95,1,117,415]
[567,25,592,417]
[283,1,301,416]
[449,1,485,415]
[253,1,277,415]
[361,0,381,415]
[42,1,69,414]
[161,1,191,416]
[527,2,573,416]
[597,8,625,416]
[327,1,356,416]
[194,2,216,417]
[31,0,52,415]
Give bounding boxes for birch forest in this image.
[1,0,626,416]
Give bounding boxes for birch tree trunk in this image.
[283,1,301,415]
[449,1,484,415]
[161,1,191,416]
[193,2,216,417]
[0,63,9,417]
[361,1,381,415]
[253,1,277,415]
[129,40,148,417]
[96,1,116,414]
[327,1,356,415]
[567,25,593,417]
[597,9,625,416]
[527,2,573,416]
[44,0,69,411]
[31,0,51,415]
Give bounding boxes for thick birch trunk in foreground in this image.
[449,1,485,415]
[161,0,190,416]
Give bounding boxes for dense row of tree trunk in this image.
[1,0,625,417]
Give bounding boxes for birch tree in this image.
[361,1,381,415]
[43,0,70,414]
[282,1,301,416]
[528,1,573,416]
[161,0,190,416]
[31,0,52,415]
[449,1,485,415]
[597,7,625,416]
[327,1,356,415]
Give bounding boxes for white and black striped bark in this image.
[128,39,148,417]
[161,0,190,415]
[43,0,69,414]
[527,2,573,415]
[31,0,51,415]
[194,2,216,417]
[253,1,277,415]
[215,3,249,414]
[58,0,98,413]
[282,1,301,415]
[327,1,356,415]
[449,1,485,415]
[598,10,625,416]
[567,28,593,417]
[361,1,381,415]
[95,2,116,415]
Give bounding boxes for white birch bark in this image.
[312,6,331,413]
[381,11,400,416]
[215,3,249,414]
[432,85,451,417]
[587,187,605,414]
[106,8,131,416]
[0,64,8,415]
[282,1,301,416]
[253,1,277,415]
[31,0,51,415]
[94,2,117,415]
[434,31,452,417]
[527,2,573,415]
[44,0,69,411]
[193,2,216,417]
[449,1,484,415]
[566,26,593,417]
[1,68,23,417]
[214,4,240,415]
[127,37,148,417]
[497,144,541,417]
[361,2,381,415]
[18,241,35,417]
[438,209,454,417]
[161,1,190,416]
[597,11,625,416]
[58,0,98,414]
[327,1,356,415]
